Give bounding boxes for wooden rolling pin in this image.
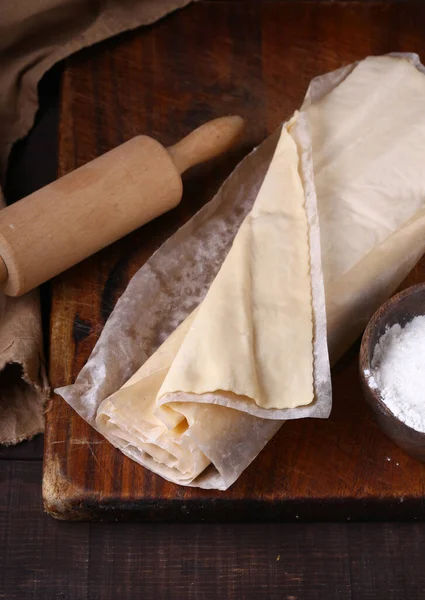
[0,116,244,296]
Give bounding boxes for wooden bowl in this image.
[359,283,425,462]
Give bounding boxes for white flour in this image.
[365,316,425,432]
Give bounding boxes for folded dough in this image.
[157,120,322,414]
[96,117,330,488]
[59,54,425,490]
[306,55,425,286]
[303,54,425,361]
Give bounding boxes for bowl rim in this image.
[359,281,425,435]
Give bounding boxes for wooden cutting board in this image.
[43,1,425,521]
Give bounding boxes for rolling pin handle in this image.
[167,116,245,175]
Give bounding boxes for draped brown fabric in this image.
[0,0,194,445]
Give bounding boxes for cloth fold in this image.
[0,0,194,445]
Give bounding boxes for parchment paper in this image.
[58,53,425,489]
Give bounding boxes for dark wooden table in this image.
[2,1,425,597]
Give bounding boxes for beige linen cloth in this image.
[0,0,194,445]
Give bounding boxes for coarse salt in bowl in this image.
[359,283,425,463]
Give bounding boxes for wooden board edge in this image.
[42,483,425,523]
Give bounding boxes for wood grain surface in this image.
[5,461,425,600]
[43,0,425,521]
